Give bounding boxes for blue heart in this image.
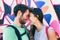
[44,14,51,24]
[35,1,45,8]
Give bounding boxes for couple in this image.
[3,4,57,40]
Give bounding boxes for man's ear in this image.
[17,11,22,17]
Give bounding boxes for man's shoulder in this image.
[3,25,15,33]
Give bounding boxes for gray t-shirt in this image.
[34,25,53,40]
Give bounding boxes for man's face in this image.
[20,9,30,24]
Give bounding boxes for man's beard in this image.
[20,19,26,25]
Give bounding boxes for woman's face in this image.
[29,13,37,25]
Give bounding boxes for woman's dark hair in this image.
[32,8,43,23]
[31,8,43,36]
[57,38,60,40]
[31,25,36,36]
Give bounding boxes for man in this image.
[29,8,57,40]
[3,4,30,40]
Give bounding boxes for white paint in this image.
[52,0,60,5]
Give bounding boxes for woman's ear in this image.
[36,15,39,18]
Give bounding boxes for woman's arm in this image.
[48,29,57,40]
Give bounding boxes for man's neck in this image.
[14,18,21,27]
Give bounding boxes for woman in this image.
[29,8,57,40]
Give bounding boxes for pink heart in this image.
[50,20,60,36]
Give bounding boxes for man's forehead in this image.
[26,9,30,11]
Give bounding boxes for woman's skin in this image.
[30,13,43,32]
[29,13,57,40]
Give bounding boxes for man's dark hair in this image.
[13,4,30,17]
[32,8,43,23]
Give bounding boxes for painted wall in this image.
[0,0,60,37]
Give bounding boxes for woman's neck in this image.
[34,20,43,32]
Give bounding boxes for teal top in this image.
[3,23,29,40]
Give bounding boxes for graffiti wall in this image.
[0,0,60,37]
